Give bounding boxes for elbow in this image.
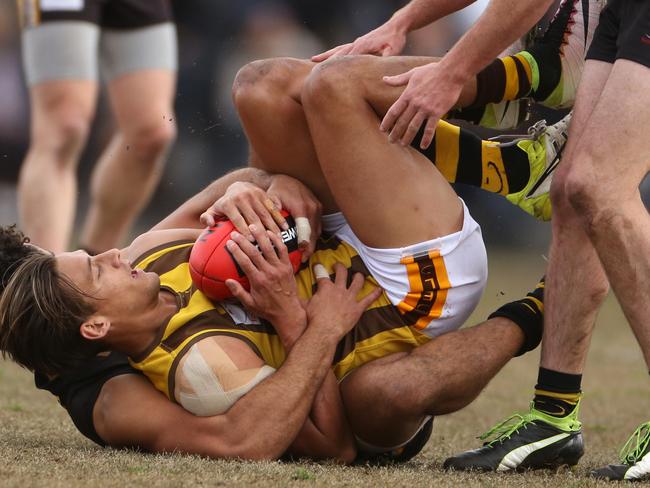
[336,444,358,465]
[289,437,358,464]
[228,442,284,462]
[225,431,287,461]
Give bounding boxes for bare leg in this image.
[561,59,650,368]
[233,56,527,447]
[233,56,477,215]
[302,55,464,248]
[541,60,613,374]
[340,317,524,446]
[18,81,98,253]
[80,70,176,252]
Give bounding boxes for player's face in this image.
[55,249,160,318]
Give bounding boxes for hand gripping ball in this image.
[189,211,303,301]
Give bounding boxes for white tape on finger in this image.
[295,217,312,245]
[313,264,330,280]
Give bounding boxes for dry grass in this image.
[0,250,647,487]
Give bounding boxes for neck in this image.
[107,289,179,360]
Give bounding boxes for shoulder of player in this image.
[121,228,202,262]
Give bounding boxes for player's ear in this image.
[80,316,111,341]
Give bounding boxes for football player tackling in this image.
[0,58,547,462]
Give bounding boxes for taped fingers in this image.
[263,198,288,231]
[248,198,280,234]
[313,263,331,281]
[295,217,312,247]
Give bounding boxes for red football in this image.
[189,211,303,301]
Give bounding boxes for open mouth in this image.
[131,269,139,279]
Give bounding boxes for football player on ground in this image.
[0,56,549,462]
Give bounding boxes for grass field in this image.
[1,250,648,487]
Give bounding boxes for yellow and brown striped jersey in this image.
[129,235,434,403]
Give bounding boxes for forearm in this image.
[391,0,476,33]
[287,371,356,462]
[438,0,555,85]
[275,314,355,462]
[220,324,339,459]
[151,167,273,230]
[110,316,339,461]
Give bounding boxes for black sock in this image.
[499,142,531,193]
[534,367,582,417]
[525,0,575,102]
[489,277,544,356]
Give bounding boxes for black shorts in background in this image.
[586,0,650,67]
[18,0,173,30]
[35,351,140,446]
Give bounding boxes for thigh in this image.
[107,70,176,134]
[552,59,612,188]
[569,58,650,191]
[304,56,465,249]
[100,22,177,82]
[340,55,443,115]
[21,20,100,85]
[340,352,428,447]
[29,81,98,140]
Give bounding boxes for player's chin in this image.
[134,269,160,289]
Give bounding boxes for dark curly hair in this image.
[0,225,36,294]
[0,226,100,375]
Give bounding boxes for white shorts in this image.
[323,198,488,338]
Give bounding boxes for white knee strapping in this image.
[177,344,275,416]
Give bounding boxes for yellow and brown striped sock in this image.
[534,367,582,418]
[415,120,530,195]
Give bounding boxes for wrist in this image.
[274,308,308,349]
[437,50,474,86]
[307,316,346,343]
[389,9,413,35]
[254,171,274,191]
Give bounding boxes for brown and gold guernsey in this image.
[129,236,432,403]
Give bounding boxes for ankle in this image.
[533,367,582,418]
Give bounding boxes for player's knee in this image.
[303,57,358,110]
[549,165,574,216]
[32,111,92,164]
[127,121,176,163]
[563,159,603,218]
[232,58,296,112]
